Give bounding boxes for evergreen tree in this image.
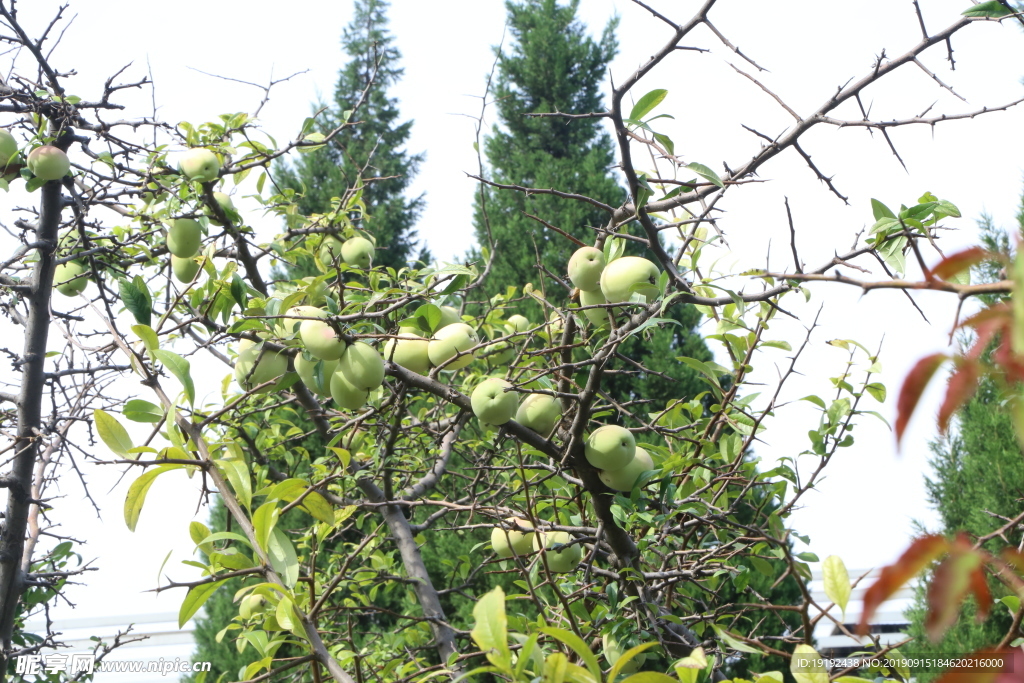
[470,0,711,415]
[279,0,427,273]
[471,0,621,300]
[904,211,1023,681]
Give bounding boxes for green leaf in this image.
[865,382,887,402]
[152,350,195,405]
[131,324,159,354]
[619,673,677,683]
[791,644,828,683]
[179,580,226,628]
[963,0,1015,17]
[686,162,724,188]
[123,399,163,424]
[629,89,668,121]
[471,587,511,669]
[230,274,248,311]
[301,491,334,525]
[711,624,759,653]
[119,276,152,327]
[268,527,299,588]
[625,317,681,339]
[871,198,896,220]
[94,409,134,458]
[652,132,675,156]
[539,627,601,682]
[216,456,252,511]
[124,464,180,531]
[822,555,852,618]
[252,502,280,552]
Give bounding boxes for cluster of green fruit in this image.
[489,519,583,573]
[1,129,71,183]
[567,246,661,328]
[318,234,376,270]
[167,148,240,284]
[585,425,654,492]
[52,230,93,297]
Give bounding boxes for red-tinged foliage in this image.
[969,562,992,622]
[929,247,1000,282]
[925,535,983,642]
[958,302,1012,332]
[992,335,1024,384]
[895,353,948,447]
[934,649,1024,683]
[938,359,980,434]
[858,534,950,635]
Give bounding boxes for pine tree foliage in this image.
[278,0,427,273]
[471,0,622,298]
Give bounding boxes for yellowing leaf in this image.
[94,409,134,458]
[822,555,851,618]
[790,644,828,683]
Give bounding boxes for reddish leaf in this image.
[992,336,1024,384]
[959,302,1011,331]
[929,246,998,281]
[964,317,1003,359]
[895,353,948,447]
[858,535,949,635]
[934,648,1024,683]
[969,563,992,621]
[925,535,981,642]
[937,359,980,434]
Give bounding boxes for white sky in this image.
[4,0,1024,641]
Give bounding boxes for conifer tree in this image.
[279,0,427,272]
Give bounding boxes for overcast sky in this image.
[4,0,1024,628]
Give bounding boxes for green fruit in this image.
[318,236,344,264]
[428,323,478,371]
[179,148,220,182]
[299,318,346,361]
[544,312,565,341]
[506,314,531,333]
[341,236,374,269]
[471,378,519,426]
[337,342,385,390]
[0,129,18,167]
[602,634,646,673]
[585,425,636,470]
[295,354,339,398]
[579,288,609,327]
[234,340,288,393]
[568,246,605,292]
[532,531,582,573]
[598,446,654,491]
[515,394,561,437]
[277,305,324,338]
[600,256,660,304]
[208,192,237,226]
[27,145,69,181]
[437,305,462,330]
[490,518,534,558]
[53,261,88,296]
[167,219,202,258]
[330,368,370,410]
[171,255,201,283]
[383,333,431,375]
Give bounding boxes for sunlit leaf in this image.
[93,409,134,457]
[629,89,668,121]
[822,555,851,618]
